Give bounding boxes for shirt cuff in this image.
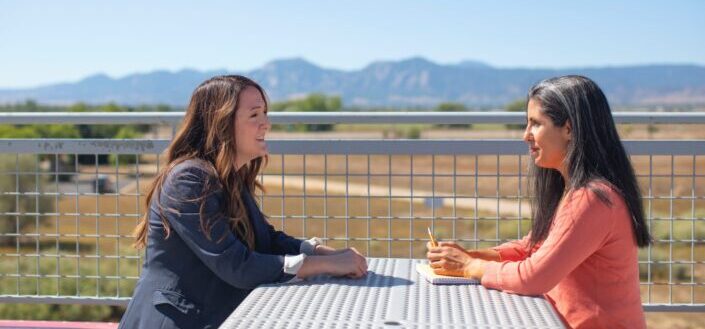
[283,237,321,283]
[481,261,503,290]
[300,237,322,255]
[283,253,307,278]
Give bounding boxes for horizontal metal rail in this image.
[0,112,185,125]
[2,139,705,155]
[2,111,705,125]
[642,304,705,313]
[0,297,701,311]
[0,295,129,306]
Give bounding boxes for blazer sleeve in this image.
[264,220,305,255]
[481,188,615,295]
[159,163,294,289]
[242,188,304,255]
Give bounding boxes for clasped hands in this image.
[426,241,489,280]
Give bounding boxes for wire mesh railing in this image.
[0,112,703,312]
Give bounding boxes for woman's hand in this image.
[297,248,367,279]
[314,244,348,256]
[329,248,368,278]
[426,241,487,280]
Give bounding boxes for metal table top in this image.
[220,258,565,328]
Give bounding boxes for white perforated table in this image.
[220,258,565,328]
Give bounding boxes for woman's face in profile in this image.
[234,86,271,168]
[523,99,571,172]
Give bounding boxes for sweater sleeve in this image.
[482,188,616,295]
[159,163,294,290]
[492,233,538,262]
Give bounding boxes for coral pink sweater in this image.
[481,184,646,329]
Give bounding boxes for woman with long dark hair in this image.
[119,75,367,329]
[427,75,651,328]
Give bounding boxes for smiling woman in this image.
[234,86,271,168]
[119,75,367,329]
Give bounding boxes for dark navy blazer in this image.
[119,159,303,329]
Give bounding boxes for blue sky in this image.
[1,0,703,88]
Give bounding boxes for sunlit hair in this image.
[133,75,268,249]
[526,75,652,248]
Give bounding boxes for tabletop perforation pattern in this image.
[220,258,565,328]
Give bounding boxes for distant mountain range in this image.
[1,57,704,108]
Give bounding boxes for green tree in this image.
[0,123,81,181]
[70,102,130,164]
[0,99,64,112]
[0,124,79,139]
[505,99,526,112]
[433,102,471,129]
[505,99,527,130]
[269,101,287,112]
[436,102,467,112]
[33,124,81,138]
[73,102,123,140]
[68,102,89,113]
[22,99,39,111]
[281,94,342,132]
[0,125,40,138]
[108,126,140,166]
[3,100,150,165]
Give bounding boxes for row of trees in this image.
[2,97,529,137]
[0,102,170,166]
[0,101,167,140]
[433,99,527,130]
[270,93,342,132]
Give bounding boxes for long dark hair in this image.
[133,75,267,249]
[526,75,651,248]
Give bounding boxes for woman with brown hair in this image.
[119,75,367,329]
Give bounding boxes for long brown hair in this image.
[133,75,268,249]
